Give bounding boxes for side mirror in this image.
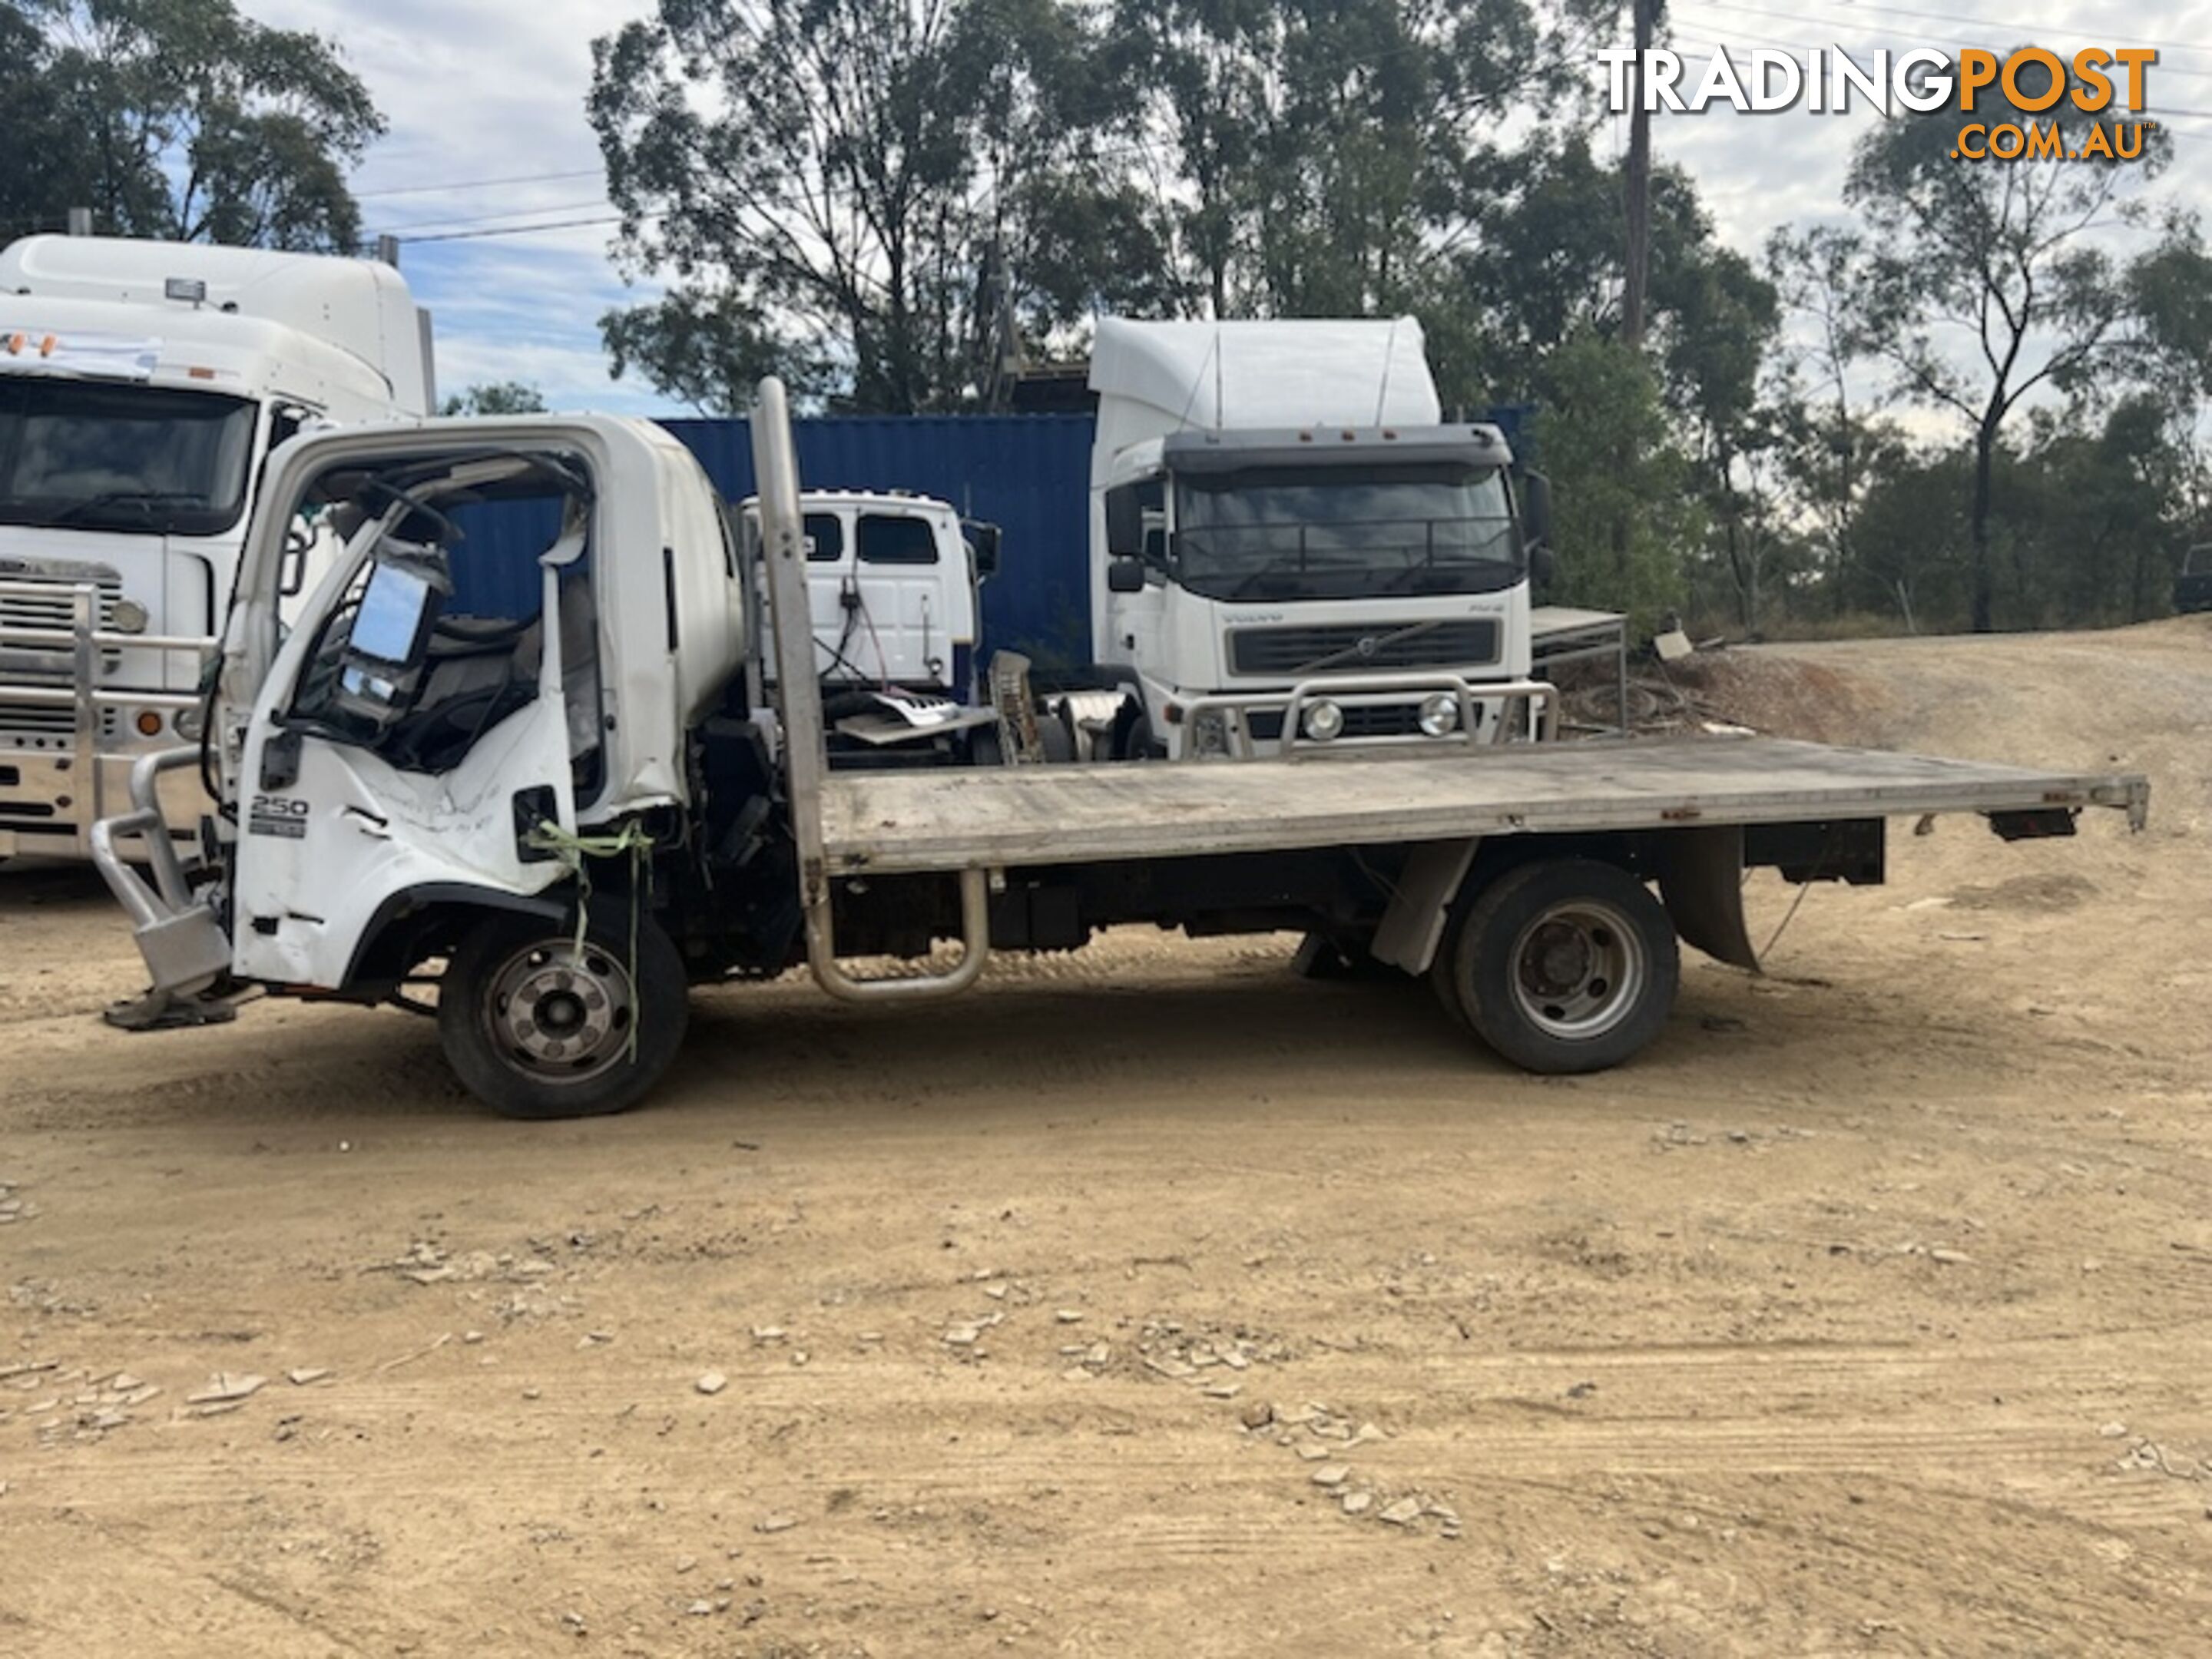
[1107,555,1147,594]
[1521,471,1554,554]
[964,520,1002,581]
[1528,543,1558,591]
[1104,485,1144,558]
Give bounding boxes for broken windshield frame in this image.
[1171,462,1522,602]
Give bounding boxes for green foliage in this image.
[1836,61,2178,631]
[440,382,550,418]
[591,0,1164,413]
[1,0,383,251]
[1534,335,1695,632]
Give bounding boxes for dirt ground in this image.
[3,618,2210,1658]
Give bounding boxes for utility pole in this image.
[1621,0,1659,349]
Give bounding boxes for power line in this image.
[399,214,631,246]
[372,197,614,238]
[353,167,604,201]
[1677,0,2212,79]
[1694,0,2212,61]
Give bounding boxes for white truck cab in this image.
[1088,318,1554,760]
[0,235,432,859]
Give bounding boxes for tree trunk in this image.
[1969,418,1997,632]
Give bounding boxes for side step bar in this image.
[91,747,233,1002]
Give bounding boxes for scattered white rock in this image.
[756,1513,798,1534]
[285,1368,330,1387]
[1929,1247,1972,1265]
[1379,1497,1422,1526]
[1341,1492,1373,1516]
[696,1372,728,1396]
[1310,1465,1350,1488]
[186,1373,266,1406]
[1055,1310,1084,1323]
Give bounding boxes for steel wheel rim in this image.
[482,937,636,1082]
[1508,899,1645,1040]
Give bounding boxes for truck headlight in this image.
[1418,693,1461,738]
[1302,699,1345,743]
[109,598,150,634]
[174,704,205,740]
[1191,711,1232,757]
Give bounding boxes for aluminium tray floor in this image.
[816,736,2147,876]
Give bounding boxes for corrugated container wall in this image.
[664,415,1097,669]
[443,414,1095,668]
[446,406,1530,673]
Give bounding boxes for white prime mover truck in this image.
[0,234,434,861]
[1084,318,1568,760]
[91,386,2145,1120]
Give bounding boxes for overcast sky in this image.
[253,0,2212,419]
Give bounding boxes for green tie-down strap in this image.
[523,816,658,1061]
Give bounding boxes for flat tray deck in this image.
[818,736,2147,876]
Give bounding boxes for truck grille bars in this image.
[1228,618,1500,677]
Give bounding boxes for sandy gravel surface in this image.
[2,617,2208,1657]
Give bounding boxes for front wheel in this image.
[1435,859,1678,1074]
[439,902,690,1119]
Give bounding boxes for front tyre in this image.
[439,904,689,1120]
[1439,859,1678,1074]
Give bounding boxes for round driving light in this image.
[1417,692,1461,738]
[1302,699,1345,743]
[109,598,150,634]
[174,704,205,740]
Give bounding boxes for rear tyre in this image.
[1441,859,1677,1074]
[439,902,689,1120]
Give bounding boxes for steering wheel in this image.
[359,478,465,548]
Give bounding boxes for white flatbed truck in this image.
[91,383,2147,1118]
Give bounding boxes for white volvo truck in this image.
[0,235,434,861]
[1085,318,1568,760]
[91,389,2145,1120]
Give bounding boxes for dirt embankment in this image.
[2,618,2210,1657]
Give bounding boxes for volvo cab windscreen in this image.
[0,379,258,536]
[1174,462,1521,602]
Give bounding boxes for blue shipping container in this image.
[448,406,1534,671]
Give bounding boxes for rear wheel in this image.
[1438,859,1677,1073]
[439,903,689,1119]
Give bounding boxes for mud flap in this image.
[1657,824,1760,972]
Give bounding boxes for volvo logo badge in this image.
[1356,635,1380,659]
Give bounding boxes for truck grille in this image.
[1227,618,1499,677]
[0,698,117,740]
[0,569,126,680]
